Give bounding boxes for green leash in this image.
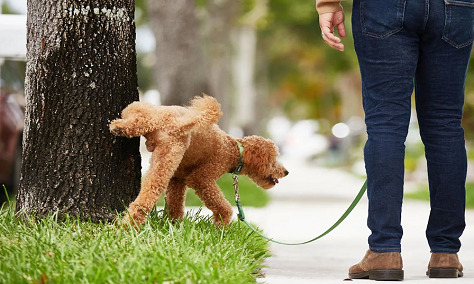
[232,141,367,246]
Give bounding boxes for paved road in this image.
[239,159,474,283]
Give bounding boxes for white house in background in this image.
[0,14,26,60]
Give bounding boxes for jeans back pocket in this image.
[443,0,474,48]
[360,0,406,38]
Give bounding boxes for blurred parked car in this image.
[1,13,27,203]
[0,88,24,203]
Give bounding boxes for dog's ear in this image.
[241,136,278,171]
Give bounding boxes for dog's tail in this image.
[188,94,222,128]
[173,94,222,134]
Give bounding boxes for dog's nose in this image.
[284,170,289,176]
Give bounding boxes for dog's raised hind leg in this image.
[123,134,190,229]
[109,117,156,138]
[110,102,161,138]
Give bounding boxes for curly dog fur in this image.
[110,95,288,228]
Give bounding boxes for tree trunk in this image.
[16,0,141,221]
[146,0,209,106]
[201,0,239,132]
[233,25,258,135]
[233,0,268,135]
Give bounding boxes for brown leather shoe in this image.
[349,250,404,281]
[426,253,463,278]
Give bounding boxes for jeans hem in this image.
[430,248,460,254]
[369,246,401,253]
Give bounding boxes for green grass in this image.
[405,182,474,209]
[157,174,270,208]
[0,203,270,284]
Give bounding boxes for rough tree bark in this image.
[146,0,210,106]
[16,0,141,221]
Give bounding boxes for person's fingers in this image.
[322,35,344,51]
[318,11,345,51]
[321,26,341,43]
[321,33,343,51]
[337,22,346,38]
[321,27,344,51]
[332,10,346,38]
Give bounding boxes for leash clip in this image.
[232,174,246,221]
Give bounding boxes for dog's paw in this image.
[213,213,232,227]
[111,127,125,137]
[109,120,128,137]
[121,204,148,230]
[122,217,137,231]
[122,214,141,231]
[112,215,136,231]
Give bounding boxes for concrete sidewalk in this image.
[237,159,474,283]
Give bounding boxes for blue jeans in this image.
[352,0,472,253]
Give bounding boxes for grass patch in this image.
[405,182,474,209]
[0,204,269,284]
[157,174,270,208]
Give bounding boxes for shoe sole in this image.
[349,269,404,281]
[427,268,463,278]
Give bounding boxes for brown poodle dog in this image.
[109,95,288,228]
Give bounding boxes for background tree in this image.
[142,0,238,130]
[200,0,240,131]
[16,0,141,221]
[146,0,210,106]
[232,0,268,135]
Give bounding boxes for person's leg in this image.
[352,0,420,253]
[415,0,472,255]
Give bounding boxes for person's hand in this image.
[319,10,346,51]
